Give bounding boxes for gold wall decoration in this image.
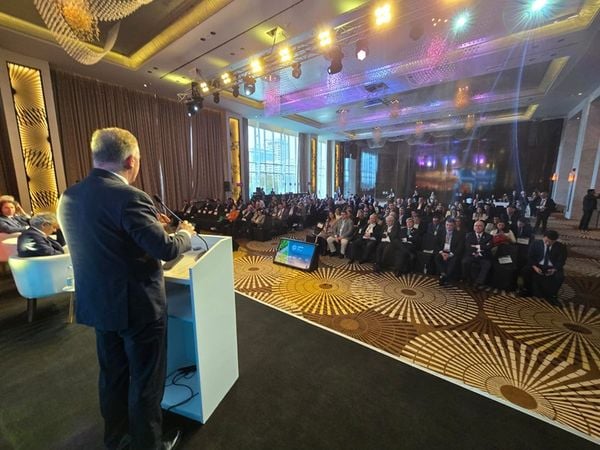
[7,62,59,213]
[335,142,342,191]
[229,117,242,201]
[310,137,317,194]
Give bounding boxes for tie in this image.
[543,245,550,267]
[477,234,481,242]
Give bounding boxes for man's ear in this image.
[124,155,135,170]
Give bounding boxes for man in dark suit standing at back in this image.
[533,191,555,233]
[58,128,194,450]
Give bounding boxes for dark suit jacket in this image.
[17,227,64,257]
[0,215,29,233]
[58,169,191,331]
[357,222,382,241]
[380,224,400,243]
[464,232,493,259]
[398,227,422,251]
[434,231,464,258]
[527,240,567,272]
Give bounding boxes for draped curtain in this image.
[51,70,228,208]
[0,103,18,196]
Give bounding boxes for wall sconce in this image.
[567,169,576,183]
[551,173,558,182]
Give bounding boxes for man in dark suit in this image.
[393,217,422,275]
[435,218,464,286]
[0,199,29,233]
[58,128,194,450]
[349,213,382,264]
[533,191,555,233]
[462,220,493,288]
[17,212,64,257]
[579,189,598,233]
[505,204,520,235]
[374,214,400,273]
[520,230,567,304]
[426,215,444,237]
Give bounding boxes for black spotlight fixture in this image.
[291,62,302,79]
[243,75,256,96]
[355,39,368,61]
[186,97,203,117]
[326,46,344,75]
[232,84,240,97]
[213,92,220,104]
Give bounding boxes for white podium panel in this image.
[162,235,238,422]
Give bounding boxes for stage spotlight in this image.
[530,0,547,13]
[199,81,209,93]
[186,97,203,117]
[221,72,232,85]
[374,3,391,27]
[326,46,344,75]
[291,62,302,79]
[250,57,263,75]
[452,11,471,33]
[243,75,256,95]
[232,84,239,97]
[213,92,220,104]
[279,47,292,63]
[318,30,332,47]
[355,39,368,61]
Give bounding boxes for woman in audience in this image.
[316,211,337,255]
[490,219,516,250]
[472,206,488,222]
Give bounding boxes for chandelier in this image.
[34,0,153,65]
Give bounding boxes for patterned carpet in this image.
[232,217,600,442]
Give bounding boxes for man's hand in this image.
[156,213,171,226]
[177,220,196,235]
[546,268,556,276]
[533,265,543,274]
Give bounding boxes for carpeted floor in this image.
[232,217,600,443]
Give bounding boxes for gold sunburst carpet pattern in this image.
[232,217,600,441]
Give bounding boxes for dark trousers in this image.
[394,244,416,272]
[351,238,377,262]
[534,212,550,233]
[435,253,460,280]
[95,316,167,450]
[579,210,594,230]
[521,265,564,299]
[462,255,492,285]
[375,241,394,267]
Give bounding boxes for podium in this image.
[161,234,238,423]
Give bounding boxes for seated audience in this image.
[462,220,493,289]
[326,210,354,258]
[17,212,64,257]
[393,217,422,276]
[490,219,516,249]
[435,218,464,286]
[349,213,381,264]
[374,214,400,273]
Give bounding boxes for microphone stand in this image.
[154,195,209,252]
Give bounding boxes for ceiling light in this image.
[244,75,256,95]
[318,30,332,47]
[530,0,548,13]
[186,97,202,117]
[355,39,368,61]
[291,62,302,79]
[279,47,292,63]
[200,81,209,93]
[232,84,239,97]
[452,11,471,33]
[375,3,392,27]
[221,72,232,85]
[213,92,220,104]
[250,58,263,75]
[578,92,582,96]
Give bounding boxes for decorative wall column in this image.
[0,50,66,213]
[228,115,242,200]
[334,141,343,194]
[310,136,317,195]
[552,115,580,206]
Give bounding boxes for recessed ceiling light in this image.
[578,92,583,96]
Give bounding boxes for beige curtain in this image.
[0,104,18,196]
[51,70,227,208]
[190,109,228,200]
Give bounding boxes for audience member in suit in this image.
[462,220,493,288]
[393,217,422,276]
[579,189,598,233]
[505,204,520,235]
[0,199,29,233]
[327,210,354,258]
[17,213,64,257]
[374,214,400,272]
[533,192,555,233]
[58,128,194,450]
[435,218,464,286]
[349,214,382,264]
[520,230,567,304]
[426,215,444,237]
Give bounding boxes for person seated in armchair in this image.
[374,214,400,273]
[392,217,422,276]
[519,230,567,305]
[435,218,464,286]
[326,210,354,258]
[17,212,64,257]
[0,199,29,234]
[461,220,493,289]
[349,213,382,264]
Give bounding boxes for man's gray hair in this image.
[91,128,139,169]
[30,212,57,229]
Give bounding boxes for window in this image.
[248,125,299,194]
[360,151,378,192]
[317,141,328,198]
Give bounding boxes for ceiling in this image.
[0,0,599,141]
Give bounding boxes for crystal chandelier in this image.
[34,0,153,65]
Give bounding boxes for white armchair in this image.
[8,253,73,322]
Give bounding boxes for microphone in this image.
[153,194,209,252]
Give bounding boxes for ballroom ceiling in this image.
[0,0,599,140]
